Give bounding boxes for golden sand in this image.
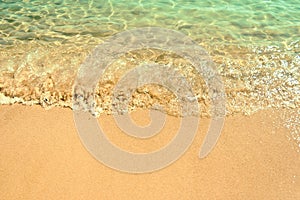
[0,105,299,199]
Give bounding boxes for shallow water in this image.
[0,0,299,116]
[1,0,299,46]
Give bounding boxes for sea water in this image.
[0,0,299,116]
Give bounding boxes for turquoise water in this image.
[0,0,299,46]
[0,0,299,117]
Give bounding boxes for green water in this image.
[0,0,299,46]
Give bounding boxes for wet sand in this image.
[0,105,299,199]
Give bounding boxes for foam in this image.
[0,41,299,117]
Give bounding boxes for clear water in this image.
[1,0,299,46]
[0,0,299,116]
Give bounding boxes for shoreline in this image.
[1,41,299,117]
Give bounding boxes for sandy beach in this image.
[1,0,299,199]
[0,104,299,199]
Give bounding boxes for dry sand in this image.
[0,105,299,199]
